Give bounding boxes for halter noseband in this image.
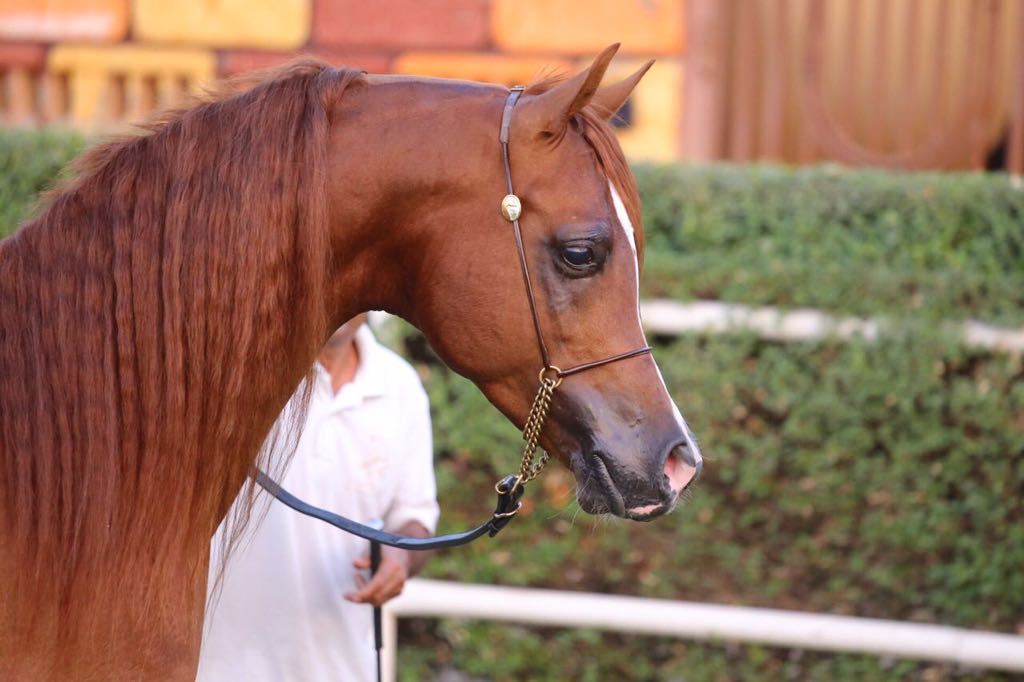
[498,86,652,489]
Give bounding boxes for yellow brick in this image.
[492,0,685,55]
[0,0,127,42]
[49,44,215,128]
[132,0,309,49]
[600,58,683,162]
[393,52,574,87]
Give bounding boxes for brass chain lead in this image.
[515,370,562,489]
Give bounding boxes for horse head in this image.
[332,45,701,520]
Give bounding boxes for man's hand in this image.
[344,545,409,607]
[343,521,432,607]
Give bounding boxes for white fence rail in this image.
[639,300,1024,353]
[381,579,1024,681]
[375,300,1024,353]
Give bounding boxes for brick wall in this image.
[0,0,686,161]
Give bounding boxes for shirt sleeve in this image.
[383,371,440,535]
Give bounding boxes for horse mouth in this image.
[573,451,675,521]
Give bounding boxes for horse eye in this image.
[561,245,595,268]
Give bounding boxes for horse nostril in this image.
[681,442,703,476]
[664,443,702,495]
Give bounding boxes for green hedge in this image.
[4,129,1022,681]
[636,164,1024,326]
[0,128,84,237]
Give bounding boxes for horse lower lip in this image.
[590,455,626,516]
[626,501,663,517]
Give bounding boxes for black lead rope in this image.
[370,539,382,682]
[254,470,525,682]
[254,470,525,550]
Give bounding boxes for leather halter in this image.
[255,86,653,550]
[499,86,652,381]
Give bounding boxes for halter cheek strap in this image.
[498,86,652,488]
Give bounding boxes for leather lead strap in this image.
[255,471,523,550]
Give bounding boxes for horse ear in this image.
[519,43,620,137]
[590,60,654,120]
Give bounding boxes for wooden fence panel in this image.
[691,0,1022,172]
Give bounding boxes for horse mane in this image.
[526,75,646,265]
[0,60,364,641]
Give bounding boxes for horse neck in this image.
[319,77,506,325]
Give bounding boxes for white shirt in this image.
[197,326,439,682]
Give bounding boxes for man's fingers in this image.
[345,570,382,604]
[344,555,409,605]
[353,569,403,606]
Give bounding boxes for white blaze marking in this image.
[608,181,637,257]
[608,182,641,319]
[608,181,698,456]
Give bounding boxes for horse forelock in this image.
[0,59,364,658]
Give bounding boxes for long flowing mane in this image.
[0,60,363,650]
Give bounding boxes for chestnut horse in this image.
[0,45,702,680]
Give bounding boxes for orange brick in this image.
[0,0,127,42]
[393,52,573,87]
[0,43,45,70]
[491,0,685,55]
[314,0,487,50]
[220,50,391,77]
[133,0,309,49]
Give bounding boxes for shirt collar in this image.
[313,325,388,407]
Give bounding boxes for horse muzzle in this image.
[572,439,703,520]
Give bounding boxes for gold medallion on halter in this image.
[500,194,522,222]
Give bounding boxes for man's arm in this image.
[342,521,432,607]
[397,521,432,576]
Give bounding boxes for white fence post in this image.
[381,604,398,682]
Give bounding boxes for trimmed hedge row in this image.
[4,128,1022,681]
[635,164,1024,326]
